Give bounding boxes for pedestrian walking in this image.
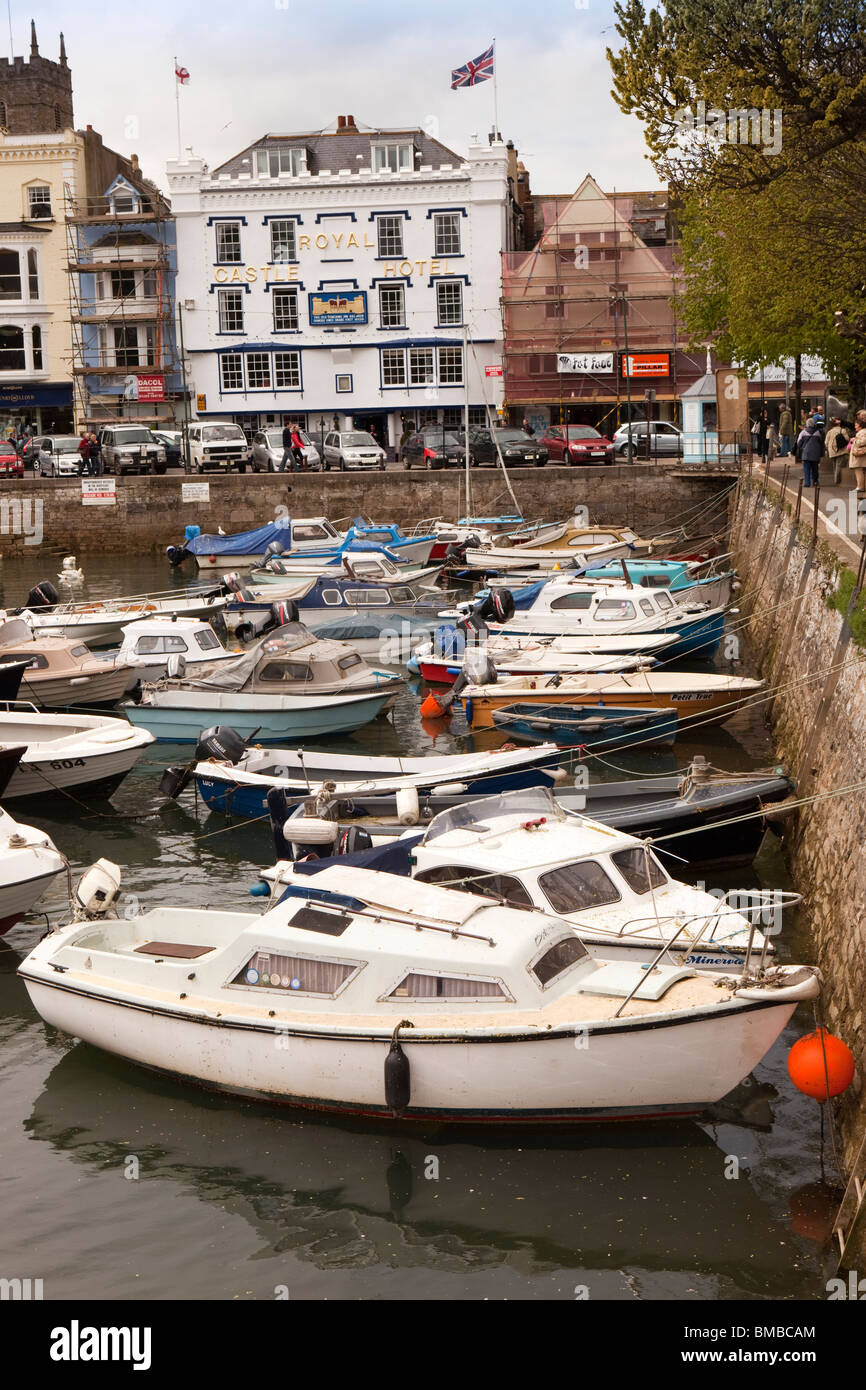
[290,426,305,471]
[88,431,102,476]
[849,410,866,494]
[280,422,295,473]
[800,416,825,488]
[826,417,851,485]
[766,422,780,462]
[778,404,793,457]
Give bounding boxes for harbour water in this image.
[0,555,837,1300]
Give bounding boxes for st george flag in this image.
[451,42,494,89]
[175,64,190,84]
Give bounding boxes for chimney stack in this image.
[337,115,346,129]
[345,114,357,131]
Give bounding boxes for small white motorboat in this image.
[110,617,243,684]
[266,787,792,972]
[0,705,154,800]
[15,584,230,647]
[0,803,65,934]
[19,858,821,1121]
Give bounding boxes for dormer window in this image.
[254,147,307,177]
[27,186,52,220]
[111,191,138,214]
[372,142,413,173]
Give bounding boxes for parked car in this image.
[100,426,167,476]
[539,425,612,465]
[0,442,24,478]
[30,435,83,477]
[608,421,683,460]
[402,429,464,470]
[185,422,249,473]
[152,430,183,468]
[322,430,386,471]
[464,428,548,467]
[248,429,321,472]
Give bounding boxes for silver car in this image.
[31,435,84,477]
[248,429,321,472]
[322,430,386,471]
[609,421,683,460]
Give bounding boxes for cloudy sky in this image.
[15,0,657,194]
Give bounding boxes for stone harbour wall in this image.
[731,478,866,1169]
[0,464,734,558]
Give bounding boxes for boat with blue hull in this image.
[167,518,436,572]
[192,741,568,819]
[490,702,678,749]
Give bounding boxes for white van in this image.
[185,422,249,472]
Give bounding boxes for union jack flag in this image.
[451,43,495,89]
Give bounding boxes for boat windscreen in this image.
[422,786,565,843]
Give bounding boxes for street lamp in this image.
[611,288,634,464]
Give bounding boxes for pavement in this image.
[762,454,865,567]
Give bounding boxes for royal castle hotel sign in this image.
[166,116,509,453]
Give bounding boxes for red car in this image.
[0,445,23,478]
[539,425,613,465]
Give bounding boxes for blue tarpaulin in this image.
[181,522,293,558]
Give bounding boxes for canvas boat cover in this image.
[182,522,294,558]
[153,623,316,692]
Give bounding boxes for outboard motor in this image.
[165,653,187,680]
[466,588,514,630]
[25,579,59,609]
[269,599,299,630]
[223,571,245,596]
[335,825,373,856]
[165,545,188,567]
[263,540,286,562]
[194,725,248,765]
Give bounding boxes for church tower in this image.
[0,22,74,134]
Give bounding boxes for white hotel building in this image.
[166,116,510,451]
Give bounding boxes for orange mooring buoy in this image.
[420,692,449,719]
[787,1028,855,1101]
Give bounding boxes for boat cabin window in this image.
[595,600,636,621]
[321,589,343,606]
[232,949,358,996]
[640,574,672,588]
[531,936,587,988]
[294,525,330,542]
[70,645,91,658]
[345,589,390,606]
[610,848,667,894]
[655,591,674,609]
[5,652,48,669]
[538,861,621,914]
[258,661,313,682]
[134,634,189,655]
[337,653,362,672]
[389,971,506,1000]
[639,599,655,616]
[549,592,593,612]
[415,863,534,908]
[389,586,416,603]
[194,629,221,652]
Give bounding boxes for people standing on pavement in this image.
[78,429,92,476]
[800,415,825,488]
[778,404,793,457]
[279,422,295,472]
[753,409,770,462]
[88,432,101,476]
[848,410,866,494]
[290,426,305,471]
[766,420,780,462]
[826,417,851,485]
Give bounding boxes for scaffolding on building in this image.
[64,185,184,430]
[501,183,692,431]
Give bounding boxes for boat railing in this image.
[0,698,41,714]
[610,888,802,947]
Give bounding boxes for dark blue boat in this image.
[491,702,678,748]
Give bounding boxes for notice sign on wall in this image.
[621,353,671,378]
[182,481,210,503]
[81,478,117,506]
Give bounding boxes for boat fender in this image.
[159,764,192,799]
[552,767,568,784]
[166,653,187,680]
[385,1019,414,1116]
[430,782,467,797]
[195,725,248,765]
[464,696,474,726]
[282,816,340,846]
[396,786,420,826]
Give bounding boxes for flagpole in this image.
[174,56,182,159]
[492,37,499,139]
